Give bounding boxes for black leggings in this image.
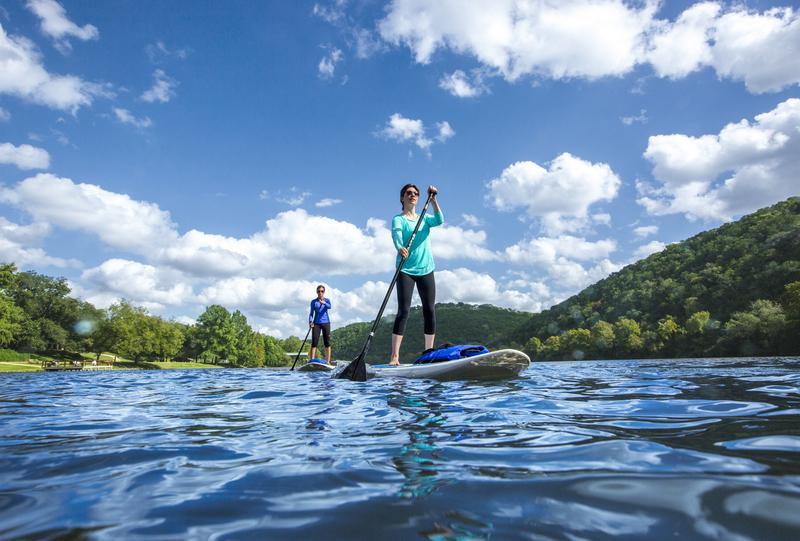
[311,323,331,348]
[393,271,436,335]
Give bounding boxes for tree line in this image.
[523,283,800,360]
[0,263,304,366]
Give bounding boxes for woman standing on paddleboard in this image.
[309,284,332,365]
[390,184,443,365]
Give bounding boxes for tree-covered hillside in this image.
[332,303,531,364]
[509,197,800,359]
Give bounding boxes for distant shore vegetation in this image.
[514,198,800,360]
[0,262,306,371]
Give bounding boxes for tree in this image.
[153,319,184,361]
[194,305,235,363]
[230,310,259,366]
[590,321,614,357]
[781,281,800,352]
[683,310,719,356]
[686,311,711,334]
[540,335,561,360]
[523,336,541,359]
[653,316,683,355]
[0,263,16,291]
[614,318,643,356]
[0,295,24,347]
[782,281,800,321]
[561,328,593,360]
[8,271,76,351]
[282,335,303,355]
[721,299,787,355]
[263,335,288,366]
[91,311,119,360]
[105,301,152,362]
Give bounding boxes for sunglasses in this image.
[405,191,419,197]
[317,289,325,293]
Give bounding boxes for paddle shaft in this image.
[290,325,312,371]
[353,192,435,367]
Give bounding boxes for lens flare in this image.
[74,320,96,336]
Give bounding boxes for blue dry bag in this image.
[414,344,489,364]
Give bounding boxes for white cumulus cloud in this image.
[0,142,50,169]
[485,153,621,234]
[504,235,621,292]
[438,69,489,98]
[26,0,98,53]
[318,47,344,79]
[639,98,800,220]
[633,225,658,238]
[634,240,666,259]
[0,23,106,112]
[141,69,178,103]
[0,216,77,268]
[435,267,554,313]
[316,198,342,207]
[379,1,800,94]
[379,0,656,81]
[82,259,194,310]
[431,224,498,262]
[0,173,179,254]
[378,113,454,156]
[646,2,718,79]
[113,107,152,128]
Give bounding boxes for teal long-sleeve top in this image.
[391,210,444,276]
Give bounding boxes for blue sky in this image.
[1,0,799,338]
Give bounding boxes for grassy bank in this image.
[0,356,230,373]
[0,361,40,373]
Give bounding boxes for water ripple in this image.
[0,357,799,539]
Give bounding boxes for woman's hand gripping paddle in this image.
[337,191,435,381]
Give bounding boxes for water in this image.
[1,357,799,540]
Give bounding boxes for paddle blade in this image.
[336,354,367,381]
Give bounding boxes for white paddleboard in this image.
[298,359,336,372]
[365,349,530,381]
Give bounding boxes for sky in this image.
[1,0,799,339]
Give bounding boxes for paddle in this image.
[290,325,312,371]
[337,190,435,381]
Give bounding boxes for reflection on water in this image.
[0,357,799,540]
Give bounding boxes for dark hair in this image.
[400,183,420,208]
[316,284,325,292]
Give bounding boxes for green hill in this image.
[331,302,530,364]
[508,197,800,358]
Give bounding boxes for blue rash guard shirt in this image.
[391,210,444,276]
[309,298,331,324]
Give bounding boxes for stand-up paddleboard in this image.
[298,358,336,372]
[364,349,530,381]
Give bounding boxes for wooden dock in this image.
[41,360,113,371]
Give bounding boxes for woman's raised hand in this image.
[428,185,438,197]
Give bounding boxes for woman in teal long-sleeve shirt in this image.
[390,183,444,365]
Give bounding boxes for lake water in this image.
[1,357,799,540]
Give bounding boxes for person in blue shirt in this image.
[390,184,444,365]
[309,284,332,365]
